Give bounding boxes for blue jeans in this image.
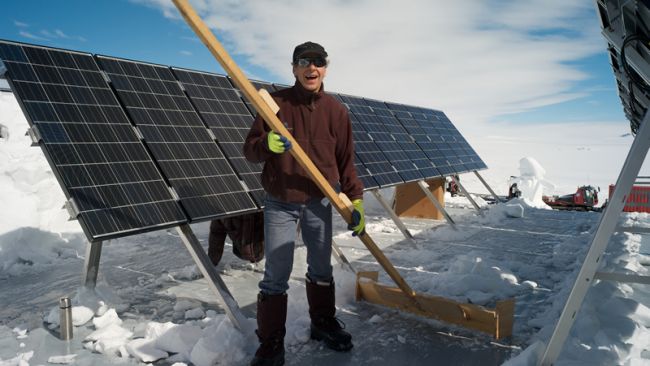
[260,195,333,295]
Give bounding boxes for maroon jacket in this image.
[243,81,364,203]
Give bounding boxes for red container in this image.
[609,184,650,212]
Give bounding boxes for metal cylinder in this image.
[59,297,73,340]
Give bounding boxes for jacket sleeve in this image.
[243,113,274,163]
[335,108,364,201]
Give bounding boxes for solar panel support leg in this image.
[371,189,416,243]
[539,110,650,366]
[451,175,482,214]
[417,180,456,226]
[82,241,103,289]
[176,224,252,334]
[331,239,356,273]
[474,170,501,203]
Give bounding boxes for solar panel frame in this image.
[95,55,258,221]
[0,40,187,241]
[173,67,265,207]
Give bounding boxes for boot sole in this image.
[311,332,353,352]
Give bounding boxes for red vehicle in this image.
[542,186,599,211]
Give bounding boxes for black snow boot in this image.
[306,275,353,352]
[250,292,287,366]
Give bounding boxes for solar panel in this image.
[342,94,424,183]
[0,41,187,241]
[387,102,487,175]
[95,56,257,220]
[364,98,441,179]
[335,93,403,188]
[424,109,487,171]
[173,68,265,206]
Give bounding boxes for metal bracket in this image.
[64,198,80,220]
[132,126,144,140]
[239,180,250,192]
[168,186,180,201]
[26,126,42,146]
[176,79,186,91]
[99,70,111,83]
[206,128,216,140]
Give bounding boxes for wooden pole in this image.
[171,0,416,298]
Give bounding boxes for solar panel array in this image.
[0,40,487,242]
[0,41,186,241]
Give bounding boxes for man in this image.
[243,41,365,366]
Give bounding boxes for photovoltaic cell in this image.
[173,68,265,207]
[0,40,186,241]
[96,56,257,220]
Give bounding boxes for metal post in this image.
[452,175,482,213]
[83,241,103,289]
[176,224,252,333]
[370,189,416,243]
[594,272,650,285]
[539,111,650,365]
[474,170,501,203]
[416,180,456,226]
[331,240,356,273]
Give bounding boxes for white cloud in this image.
[180,50,193,56]
[41,28,87,42]
[134,0,607,130]
[19,30,48,41]
[13,21,29,28]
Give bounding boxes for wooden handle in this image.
[172,0,416,298]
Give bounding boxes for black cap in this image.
[293,41,328,63]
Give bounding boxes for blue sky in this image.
[0,0,628,134]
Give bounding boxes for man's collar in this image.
[293,80,324,104]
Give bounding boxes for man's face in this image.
[292,53,327,93]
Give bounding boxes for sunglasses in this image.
[295,57,327,68]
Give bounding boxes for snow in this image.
[0,89,649,365]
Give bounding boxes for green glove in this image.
[266,131,292,154]
[347,199,365,236]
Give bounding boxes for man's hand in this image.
[347,199,365,236]
[266,131,292,154]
